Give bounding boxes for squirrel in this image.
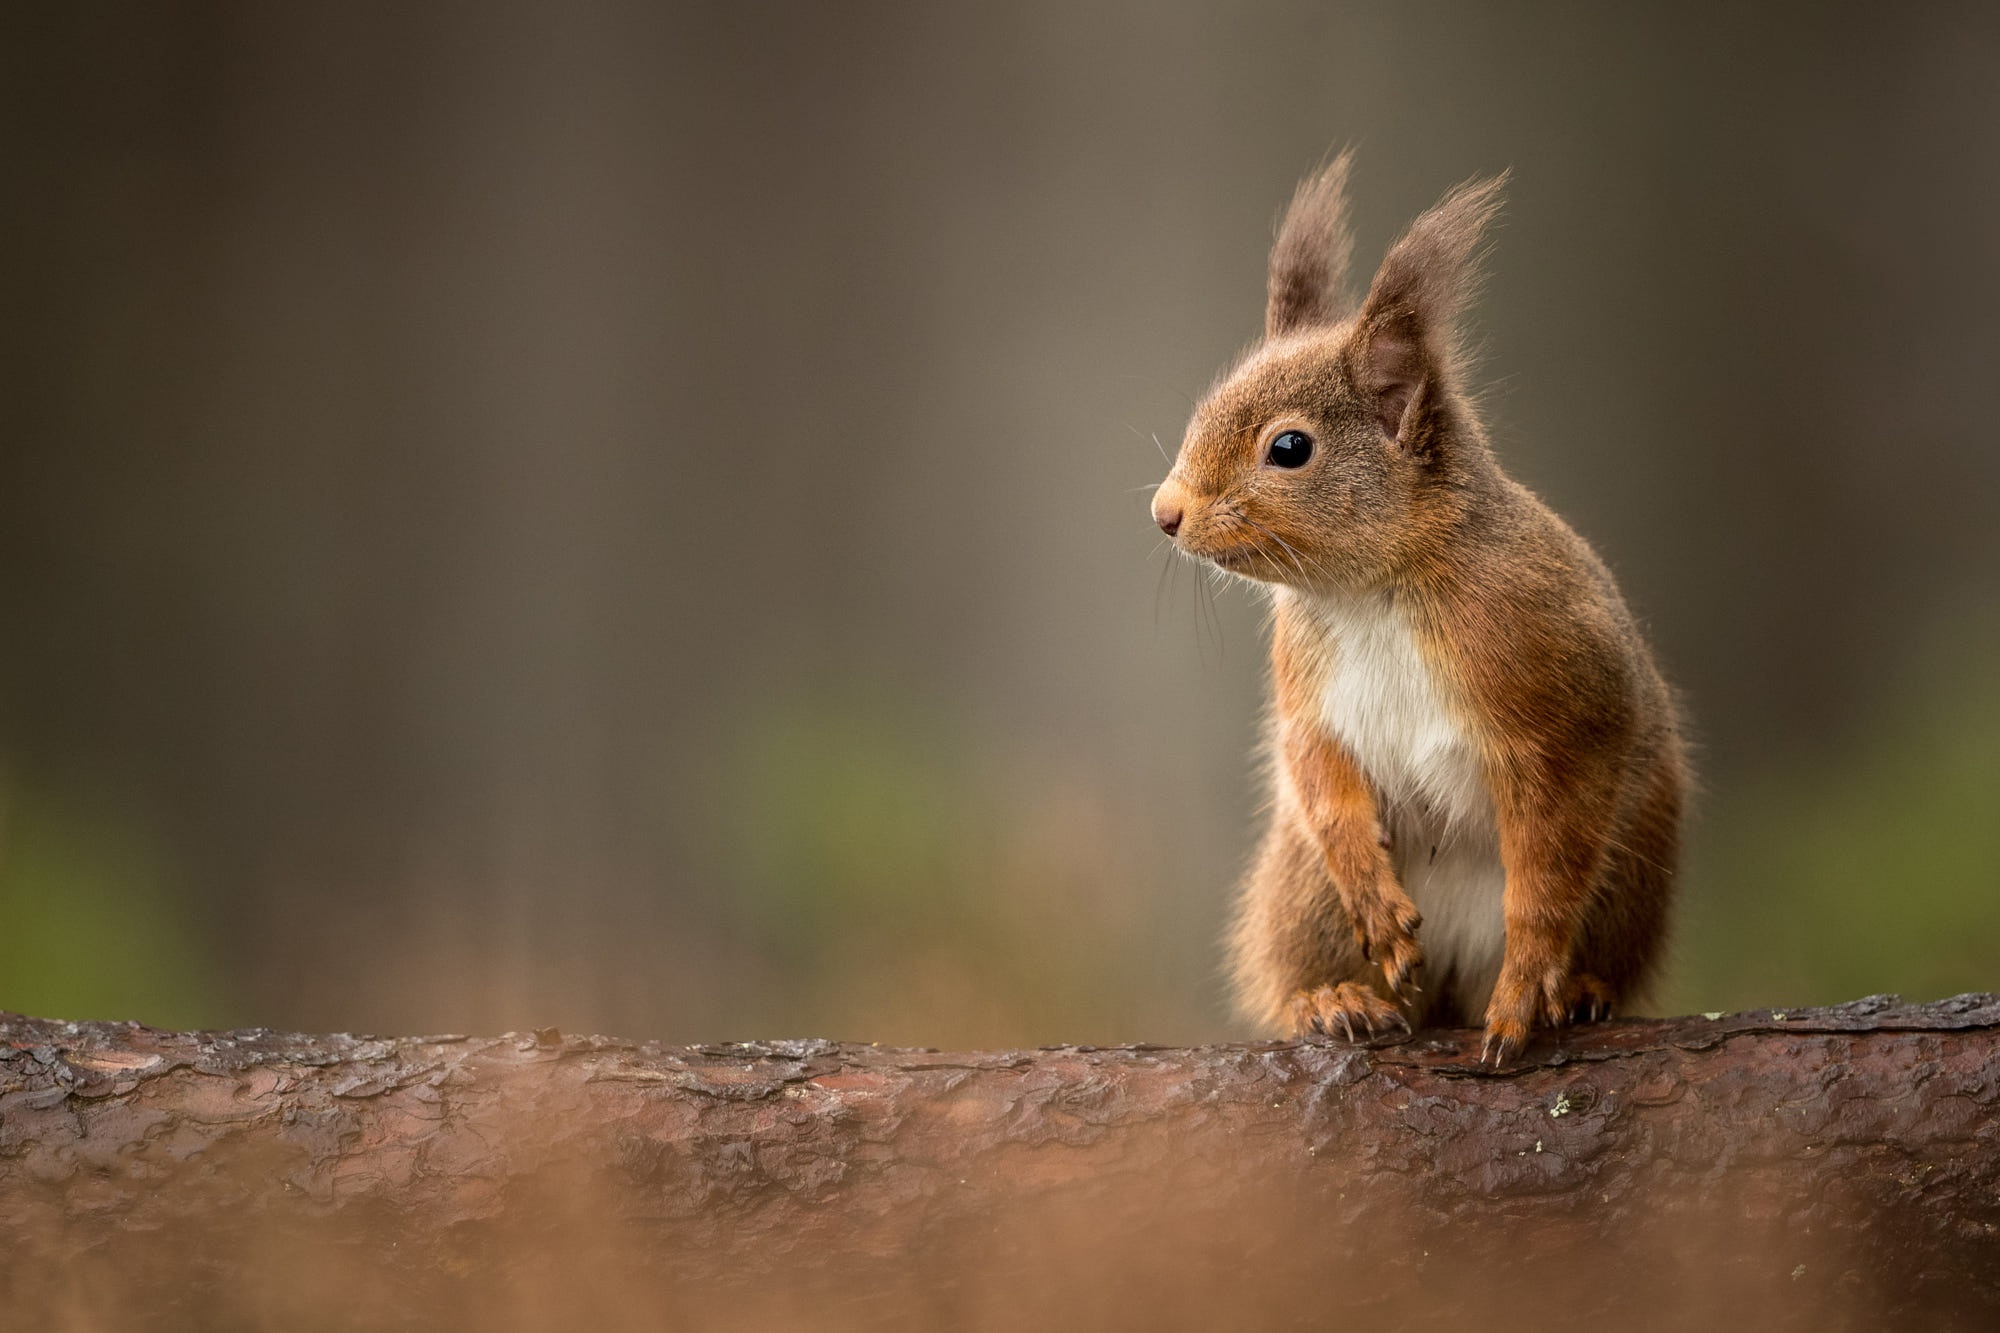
[1150,152,1687,1062]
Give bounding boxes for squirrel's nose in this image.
[1153,501,1183,537]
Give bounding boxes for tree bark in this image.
[4,996,1999,1330]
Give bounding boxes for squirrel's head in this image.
[1151,153,1507,590]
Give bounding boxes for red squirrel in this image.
[1151,153,1686,1062]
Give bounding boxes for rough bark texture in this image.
[5,996,2000,1330]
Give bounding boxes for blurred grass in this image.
[0,780,223,1028]
[720,691,1210,1046]
[1671,618,2000,1014]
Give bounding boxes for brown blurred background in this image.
[2,2,1996,1046]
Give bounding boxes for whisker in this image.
[1194,551,1227,665]
[1242,516,1315,586]
[1122,423,1178,469]
[1170,547,1212,669]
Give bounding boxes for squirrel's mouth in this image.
[1205,545,1299,585]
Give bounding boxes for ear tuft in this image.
[1265,148,1357,339]
[1349,170,1508,451]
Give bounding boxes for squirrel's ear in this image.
[1348,171,1507,450]
[1265,149,1357,339]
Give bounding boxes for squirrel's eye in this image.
[1266,429,1314,469]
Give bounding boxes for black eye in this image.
[1266,429,1314,468]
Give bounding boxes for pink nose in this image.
[1154,502,1183,537]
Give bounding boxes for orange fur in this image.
[1153,154,1687,1061]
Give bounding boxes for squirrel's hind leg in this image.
[1230,811,1421,1040]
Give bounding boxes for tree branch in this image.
[5,996,1999,1328]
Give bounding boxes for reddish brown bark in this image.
[4,996,1999,1329]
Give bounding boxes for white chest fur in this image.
[1292,587,1507,1008]
[1300,588,1485,828]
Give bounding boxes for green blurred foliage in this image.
[730,703,970,947]
[1672,620,2000,1014]
[0,781,223,1028]
[721,693,1210,1046]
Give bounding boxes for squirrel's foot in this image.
[1560,973,1615,1024]
[1350,893,1425,997]
[1478,1014,1528,1066]
[1480,961,1568,1065]
[1286,982,1410,1044]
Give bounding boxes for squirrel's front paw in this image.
[1480,962,1569,1064]
[1286,982,1410,1044]
[1351,893,1424,996]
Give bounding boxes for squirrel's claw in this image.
[1561,973,1617,1026]
[1479,1020,1526,1067]
[1288,982,1407,1046]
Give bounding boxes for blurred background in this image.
[2,2,1996,1046]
